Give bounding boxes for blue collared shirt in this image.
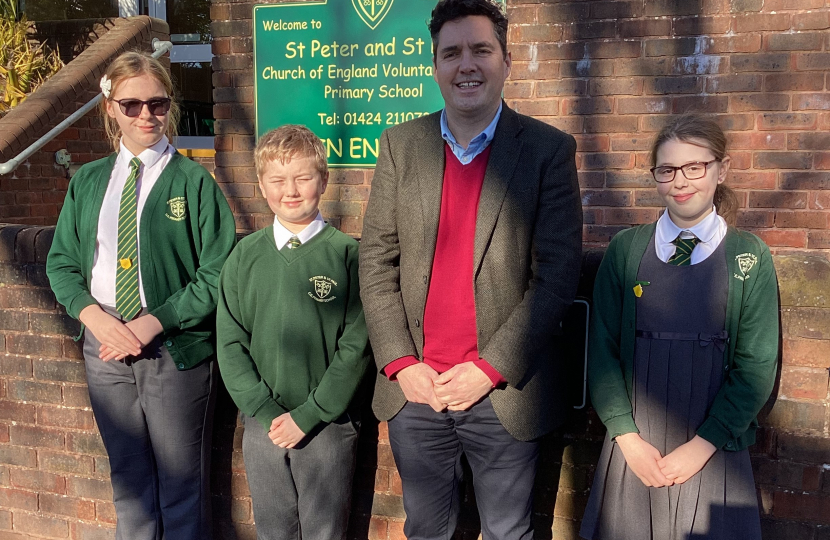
[440,103,502,164]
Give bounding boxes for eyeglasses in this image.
[111,97,171,117]
[650,160,720,183]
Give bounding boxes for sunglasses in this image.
[111,97,172,117]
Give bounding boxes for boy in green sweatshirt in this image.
[216,125,371,540]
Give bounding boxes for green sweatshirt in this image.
[46,153,236,370]
[216,224,372,434]
[588,223,779,451]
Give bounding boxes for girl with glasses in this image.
[580,114,778,540]
[46,51,236,540]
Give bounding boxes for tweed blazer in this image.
[359,104,583,441]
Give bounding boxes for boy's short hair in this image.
[255,125,328,178]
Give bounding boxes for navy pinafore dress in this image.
[580,233,761,540]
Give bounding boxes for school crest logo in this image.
[308,275,337,303]
[165,197,187,222]
[734,253,758,281]
[351,0,394,30]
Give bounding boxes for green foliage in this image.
[0,0,63,116]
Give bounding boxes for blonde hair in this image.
[650,113,739,226]
[100,51,179,152]
[255,125,328,178]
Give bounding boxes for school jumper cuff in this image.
[384,355,420,380]
[68,293,98,320]
[252,399,289,431]
[696,416,735,450]
[474,359,506,387]
[149,302,180,332]
[289,403,325,436]
[604,413,639,440]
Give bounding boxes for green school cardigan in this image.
[47,153,236,370]
[588,222,779,451]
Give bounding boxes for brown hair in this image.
[255,125,328,178]
[100,51,179,152]
[429,0,508,60]
[650,113,739,226]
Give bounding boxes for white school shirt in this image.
[655,207,728,265]
[90,137,175,308]
[273,212,327,250]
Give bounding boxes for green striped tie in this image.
[668,235,700,266]
[116,157,142,320]
[288,235,301,249]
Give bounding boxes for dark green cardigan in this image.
[588,222,779,451]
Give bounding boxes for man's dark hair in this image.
[429,0,508,59]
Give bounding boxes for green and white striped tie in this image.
[668,235,700,266]
[115,157,142,320]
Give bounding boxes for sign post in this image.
[253,0,445,168]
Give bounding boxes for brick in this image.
[766,73,824,92]
[735,13,792,32]
[587,40,641,59]
[582,153,634,170]
[644,0,705,17]
[7,380,62,405]
[793,93,830,111]
[604,208,659,225]
[537,4,590,24]
[731,53,790,72]
[644,76,702,95]
[772,490,830,522]
[583,116,639,133]
[749,191,807,209]
[0,487,37,511]
[563,98,612,116]
[0,402,35,424]
[590,1,643,19]
[581,190,632,207]
[778,433,830,464]
[754,229,807,248]
[514,99,559,116]
[796,52,830,71]
[0,265,26,286]
[615,57,672,76]
[568,21,616,40]
[0,311,27,332]
[674,15,731,35]
[0,287,54,310]
[9,469,64,494]
[645,37,707,57]
[14,512,68,538]
[714,114,755,132]
[706,74,762,93]
[65,476,112,501]
[766,32,824,52]
[617,97,671,115]
[33,359,86,384]
[758,113,817,131]
[708,34,761,54]
[673,95,728,114]
[588,78,642,96]
[754,152,814,170]
[776,211,827,229]
[761,519,817,540]
[737,210,774,228]
[779,366,829,400]
[789,133,830,151]
[39,450,94,475]
[578,172,604,189]
[536,80,586,97]
[40,493,95,520]
[573,135,609,153]
[730,94,790,112]
[780,172,830,190]
[807,231,830,250]
[66,432,106,456]
[29,313,80,336]
[0,446,37,468]
[619,19,672,38]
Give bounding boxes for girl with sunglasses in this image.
[580,114,778,540]
[47,51,236,540]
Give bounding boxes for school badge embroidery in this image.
[734,253,758,281]
[165,197,187,222]
[351,0,394,30]
[309,275,337,303]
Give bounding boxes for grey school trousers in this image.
[83,324,216,540]
[241,413,359,540]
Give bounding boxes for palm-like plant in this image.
[0,0,63,116]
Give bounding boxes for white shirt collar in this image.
[656,206,722,245]
[273,212,327,250]
[118,136,170,169]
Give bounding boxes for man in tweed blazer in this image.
[359,1,582,538]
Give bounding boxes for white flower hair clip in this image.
[100,75,112,98]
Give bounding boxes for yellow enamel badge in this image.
[119,258,132,270]
[633,281,650,298]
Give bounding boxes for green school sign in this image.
[253,0,444,168]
